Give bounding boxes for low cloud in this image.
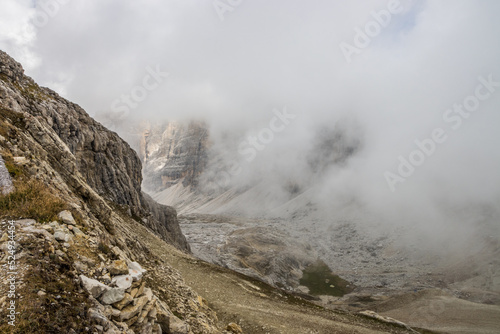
[1,0,500,251]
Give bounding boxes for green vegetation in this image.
[0,73,52,102]
[97,241,112,255]
[4,158,23,178]
[0,107,25,129]
[0,107,25,141]
[1,107,67,223]
[299,260,354,297]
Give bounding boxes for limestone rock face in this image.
[0,50,231,334]
[0,50,188,251]
[0,154,14,194]
[139,121,209,192]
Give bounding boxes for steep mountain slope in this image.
[0,50,188,251]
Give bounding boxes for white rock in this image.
[143,288,153,301]
[80,275,109,298]
[71,226,85,237]
[58,210,76,225]
[13,156,28,164]
[54,231,71,242]
[128,261,146,273]
[0,154,14,195]
[128,261,146,282]
[49,221,60,229]
[100,288,125,305]
[21,225,55,242]
[112,275,133,290]
[17,219,36,227]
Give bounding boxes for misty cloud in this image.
[1,0,500,248]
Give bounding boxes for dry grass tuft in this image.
[0,179,67,223]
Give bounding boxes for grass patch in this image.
[0,179,66,222]
[0,107,25,131]
[0,107,25,142]
[299,260,354,297]
[0,73,52,102]
[4,159,24,178]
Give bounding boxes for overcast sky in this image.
[1,0,500,245]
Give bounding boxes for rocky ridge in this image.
[0,50,188,251]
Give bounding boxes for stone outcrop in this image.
[141,192,187,248]
[0,154,13,194]
[58,210,76,225]
[80,275,110,298]
[0,49,188,251]
[0,209,218,333]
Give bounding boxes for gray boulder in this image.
[100,288,126,305]
[80,275,109,298]
[0,154,14,195]
[58,210,76,225]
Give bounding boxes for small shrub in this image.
[1,151,25,178]
[5,160,23,178]
[0,107,25,130]
[97,241,112,255]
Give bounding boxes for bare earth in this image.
[377,290,500,334]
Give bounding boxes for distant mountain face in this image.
[137,116,363,217]
[138,120,209,192]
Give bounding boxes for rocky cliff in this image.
[0,50,188,251]
[0,50,227,334]
[139,120,209,192]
